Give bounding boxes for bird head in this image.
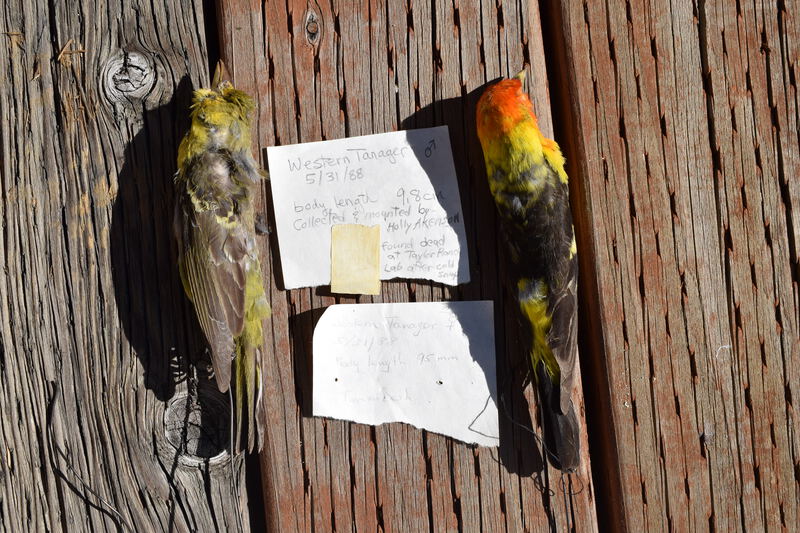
[476,70,539,143]
[190,61,255,132]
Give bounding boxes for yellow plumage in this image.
[517,279,559,379]
[174,63,269,453]
[477,71,580,471]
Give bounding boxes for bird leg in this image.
[255,213,271,235]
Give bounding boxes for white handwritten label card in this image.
[267,127,470,289]
[312,301,499,446]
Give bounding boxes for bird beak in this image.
[514,69,527,83]
[212,60,229,88]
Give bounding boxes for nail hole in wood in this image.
[305,11,321,45]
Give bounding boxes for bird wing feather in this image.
[175,150,251,392]
[498,159,579,415]
[546,257,578,415]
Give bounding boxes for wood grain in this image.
[551,0,799,529]
[217,0,597,531]
[12,0,792,530]
[0,0,252,530]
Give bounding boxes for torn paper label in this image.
[267,127,470,289]
[312,302,498,446]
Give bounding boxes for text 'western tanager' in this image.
[174,62,270,453]
[476,71,580,471]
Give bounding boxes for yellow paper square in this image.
[330,224,381,295]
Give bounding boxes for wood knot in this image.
[305,11,321,45]
[162,383,230,467]
[103,50,156,101]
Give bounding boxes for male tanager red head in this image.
[174,62,270,453]
[476,71,580,472]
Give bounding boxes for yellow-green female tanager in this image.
[174,62,270,453]
[476,71,580,471]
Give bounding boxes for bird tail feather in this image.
[233,340,264,452]
[535,361,580,472]
[233,263,270,453]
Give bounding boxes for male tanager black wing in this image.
[174,62,270,453]
[476,71,580,471]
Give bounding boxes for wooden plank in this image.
[216,0,598,530]
[0,0,253,531]
[550,0,799,529]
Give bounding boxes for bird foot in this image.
[255,213,271,235]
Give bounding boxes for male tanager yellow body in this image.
[174,63,270,453]
[476,72,580,471]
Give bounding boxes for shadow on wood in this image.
[287,307,324,417]
[257,164,288,292]
[111,75,194,401]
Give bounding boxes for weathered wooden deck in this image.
[0,0,796,531]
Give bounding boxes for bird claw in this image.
[255,214,271,235]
